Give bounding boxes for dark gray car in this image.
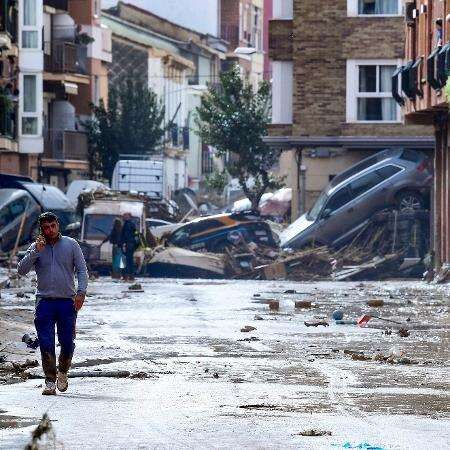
[281,149,432,249]
[0,189,40,252]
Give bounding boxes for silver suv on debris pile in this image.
[280,149,432,250]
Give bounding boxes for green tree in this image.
[196,66,282,209]
[85,78,166,181]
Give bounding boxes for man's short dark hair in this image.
[436,18,443,26]
[38,212,59,225]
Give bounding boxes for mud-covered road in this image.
[0,278,449,449]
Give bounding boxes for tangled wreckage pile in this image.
[198,208,430,281]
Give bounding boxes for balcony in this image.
[44,41,87,75]
[268,19,293,61]
[0,105,16,139]
[43,0,68,10]
[44,129,88,161]
[403,0,450,122]
[0,0,17,47]
[221,24,239,47]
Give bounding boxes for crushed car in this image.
[0,189,40,252]
[166,211,278,253]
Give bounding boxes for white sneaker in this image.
[42,381,56,396]
[57,371,68,392]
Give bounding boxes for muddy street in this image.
[0,278,449,450]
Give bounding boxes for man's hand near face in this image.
[74,292,85,311]
[36,235,46,252]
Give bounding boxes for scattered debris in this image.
[398,328,410,337]
[268,300,279,311]
[24,413,56,450]
[357,314,402,327]
[237,336,261,342]
[335,443,388,450]
[304,320,329,328]
[213,372,219,379]
[254,315,264,321]
[366,299,384,307]
[27,370,131,379]
[335,320,357,325]
[22,333,39,350]
[240,325,257,333]
[128,283,143,291]
[295,300,312,309]
[296,429,332,437]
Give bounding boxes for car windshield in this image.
[84,214,139,240]
[307,191,328,221]
[51,210,79,231]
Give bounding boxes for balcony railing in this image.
[44,129,88,161]
[221,24,239,46]
[0,0,17,42]
[44,41,87,74]
[0,105,17,139]
[43,0,68,10]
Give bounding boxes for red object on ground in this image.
[357,314,372,327]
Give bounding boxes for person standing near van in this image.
[18,212,88,395]
[120,212,137,281]
[103,217,123,279]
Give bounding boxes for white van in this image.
[111,160,164,199]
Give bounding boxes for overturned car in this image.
[166,211,278,253]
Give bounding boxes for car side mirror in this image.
[321,209,331,219]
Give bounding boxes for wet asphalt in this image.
[0,278,449,449]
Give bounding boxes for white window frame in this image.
[19,72,43,137]
[347,0,402,17]
[19,0,43,50]
[346,59,402,124]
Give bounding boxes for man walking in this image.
[18,212,88,395]
[120,212,137,281]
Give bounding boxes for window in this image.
[251,6,262,51]
[326,187,352,212]
[23,75,36,112]
[348,0,401,16]
[22,0,39,49]
[349,171,383,198]
[0,206,12,228]
[347,60,401,123]
[9,199,26,218]
[21,74,40,135]
[359,0,397,14]
[376,165,402,179]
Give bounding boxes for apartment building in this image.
[102,2,227,197]
[0,0,22,174]
[0,0,42,178]
[265,0,434,220]
[402,0,450,271]
[40,0,111,188]
[220,0,265,86]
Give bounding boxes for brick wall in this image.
[292,0,431,137]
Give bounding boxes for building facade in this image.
[0,0,111,185]
[220,0,265,86]
[0,0,41,178]
[40,0,111,188]
[266,0,434,220]
[402,0,450,271]
[102,2,227,197]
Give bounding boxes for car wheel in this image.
[396,191,424,211]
